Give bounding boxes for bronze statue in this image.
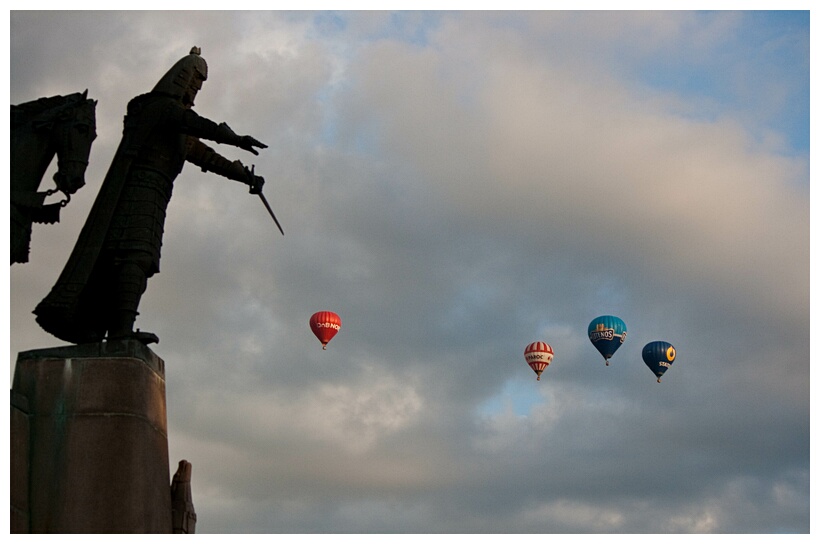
[11,91,97,264]
[34,47,267,345]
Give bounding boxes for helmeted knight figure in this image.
[35,47,267,345]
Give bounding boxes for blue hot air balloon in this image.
[588,315,627,366]
[642,341,676,383]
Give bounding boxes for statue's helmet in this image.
[152,46,208,106]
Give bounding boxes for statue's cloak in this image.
[34,94,166,343]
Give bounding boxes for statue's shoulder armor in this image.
[125,93,187,131]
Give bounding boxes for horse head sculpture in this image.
[11,91,97,264]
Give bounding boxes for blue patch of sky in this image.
[742,10,810,154]
[634,11,808,155]
[308,12,352,150]
[476,376,547,418]
[380,11,442,47]
[311,11,443,152]
[313,10,442,47]
[312,11,347,36]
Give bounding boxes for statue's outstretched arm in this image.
[185,138,264,194]
[178,108,267,155]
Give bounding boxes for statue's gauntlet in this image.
[213,122,242,147]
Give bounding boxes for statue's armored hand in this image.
[238,135,267,156]
[214,123,266,155]
[242,165,265,194]
[249,174,265,195]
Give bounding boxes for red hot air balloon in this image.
[310,311,341,350]
[524,341,554,381]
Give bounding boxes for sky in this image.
[4,7,812,534]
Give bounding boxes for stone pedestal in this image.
[10,340,172,533]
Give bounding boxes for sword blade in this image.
[258,191,284,235]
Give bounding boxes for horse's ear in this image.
[82,89,88,99]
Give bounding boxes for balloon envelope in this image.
[524,341,554,381]
[588,315,627,365]
[310,311,341,349]
[642,341,676,382]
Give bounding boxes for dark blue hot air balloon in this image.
[588,315,627,366]
[642,341,676,383]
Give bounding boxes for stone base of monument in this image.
[10,339,193,533]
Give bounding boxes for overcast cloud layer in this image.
[6,10,810,533]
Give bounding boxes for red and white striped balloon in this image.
[524,341,554,381]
